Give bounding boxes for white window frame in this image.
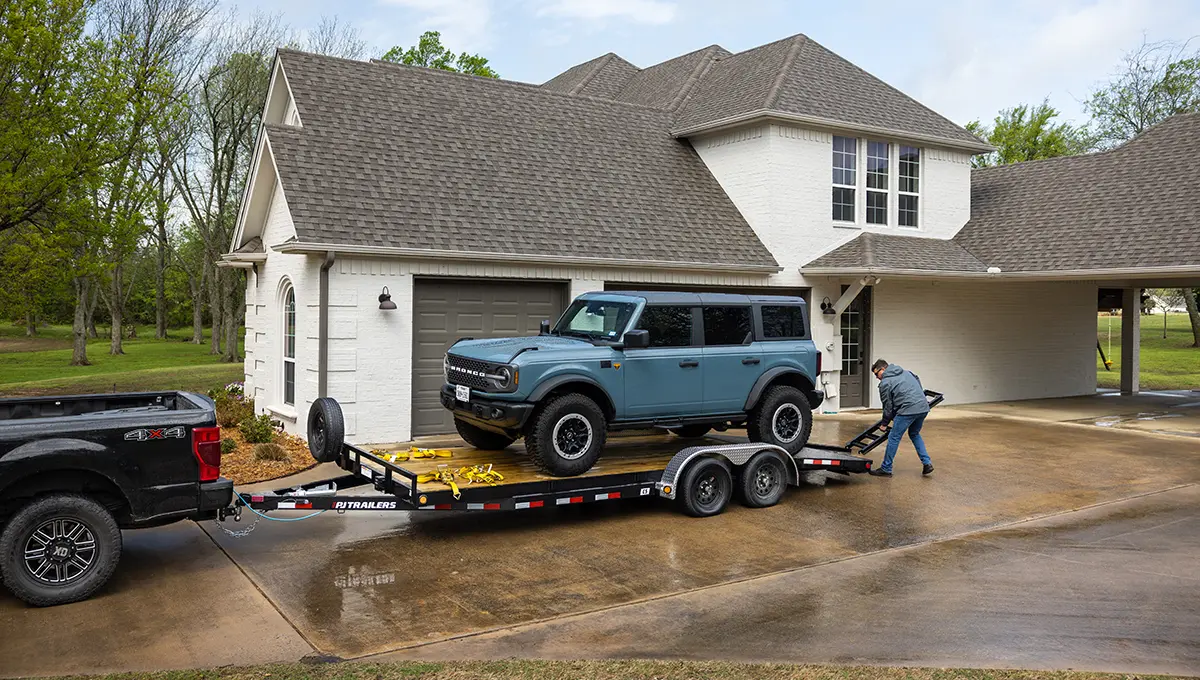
[865,140,889,226]
[831,136,923,230]
[282,284,296,407]
[831,135,858,225]
[897,145,921,230]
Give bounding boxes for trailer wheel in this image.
[747,386,812,454]
[455,418,517,451]
[308,397,345,463]
[678,457,733,518]
[0,494,122,607]
[738,450,789,508]
[669,425,711,439]
[525,393,607,476]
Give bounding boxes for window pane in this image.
[284,361,295,405]
[284,289,296,359]
[638,306,694,347]
[899,145,920,194]
[762,306,805,338]
[867,141,888,190]
[899,194,919,227]
[832,135,856,186]
[832,187,855,222]
[867,190,887,225]
[703,306,752,346]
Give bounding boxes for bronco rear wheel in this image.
[747,385,812,454]
[525,393,607,476]
[455,418,517,451]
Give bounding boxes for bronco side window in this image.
[703,306,752,345]
[637,306,694,347]
[761,305,806,339]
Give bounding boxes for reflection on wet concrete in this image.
[202,411,1200,660]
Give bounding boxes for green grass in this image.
[40,661,1178,680]
[0,324,243,397]
[1097,313,1200,390]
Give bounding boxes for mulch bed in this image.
[219,427,316,484]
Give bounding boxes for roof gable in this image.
[541,52,638,99]
[613,45,728,111]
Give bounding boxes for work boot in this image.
[868,468,892,477]
[923,463,935,476]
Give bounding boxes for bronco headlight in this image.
[485,365,518,392]
[443,354,449,381]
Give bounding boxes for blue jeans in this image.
[880,412,931,472]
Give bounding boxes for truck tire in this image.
[455,418,517,451]
[525,393,607,476]
[0,494,122,607]
[738,450,789,508]
[669,425,711,438]
[308,397,345,463]
[678,457,732,517]
[747,386,812,454]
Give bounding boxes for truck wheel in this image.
[525,393,607,477]
[0,494,122,607]
[678,457,732,517]
[308,397,345,463]
[455,418,517,450]
[669,425,711,438]
[747,386,812,454]
[738,450,789,508]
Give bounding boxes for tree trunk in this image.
[1184,287,1200,348]
[207,262,222,355]
[222,271,245,363]
[108,267,125,355]
[155,217,168,339]
[86,285,99,339]
[25,311,35,337]
[190,267,204,344]
[71,277,91,366]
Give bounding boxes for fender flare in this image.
[528,374,616,416]
[743,367,818,411]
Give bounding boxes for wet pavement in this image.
[955,390,1200,438]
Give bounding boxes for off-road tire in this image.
[308,397,345,463]
[738,450,789,508]
[669,425,712,439]
[0,494,122,607]
[678,457,733,517]
[747,386,812,454]
[455,418,517,451]
[525,393,607,477]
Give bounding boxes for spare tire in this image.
[308,397,345,463]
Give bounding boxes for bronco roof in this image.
[595,291,806,305]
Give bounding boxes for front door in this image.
[623,305,704,418]
[838,286,872,407]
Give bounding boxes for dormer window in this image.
[832,137,922,229]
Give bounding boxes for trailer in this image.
[220,391,942,522]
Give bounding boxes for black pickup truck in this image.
[0,391,232,606]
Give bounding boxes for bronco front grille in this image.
[446,354,489,390]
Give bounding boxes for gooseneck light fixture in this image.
[378,286,397,310]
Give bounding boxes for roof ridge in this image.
[764,34,807,111]
[860,231,877,267]
[569,53,619,96]
[665,45,727,112]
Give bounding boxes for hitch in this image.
[217,504,243,523]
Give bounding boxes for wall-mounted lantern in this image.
[378,286,397,310]
[820,296,836,315]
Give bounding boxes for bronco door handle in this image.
[679,360,699,368]
[742,357,761,365]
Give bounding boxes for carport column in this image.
[569,278,605,301]
[1121,288,1141,394]
[809,280,842,413]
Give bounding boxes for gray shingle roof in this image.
[671,34,989,151]
[540,53,638,99]
[613,45,728,110]
[803,232,988,272]
[268,49,778,269]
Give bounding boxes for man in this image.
[867,359,934,477]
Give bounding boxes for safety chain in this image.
[214,516,260,538]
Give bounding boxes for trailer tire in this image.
[669,425,711,439]
[455,418,517,451]
[525,393,607,477]
[747,386,812,454]
[738,450,789,508]
[678,457,733,518]
[0,494,122,607]
[308,397,345,463]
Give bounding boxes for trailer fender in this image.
[656,443,798,499]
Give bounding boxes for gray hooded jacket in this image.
[878,364,929,420]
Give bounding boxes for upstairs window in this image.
[832,136,857,222]
[866,141,889,225]
[899,146,920,228]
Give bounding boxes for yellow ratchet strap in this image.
[374,446,454,463]
[457,464,504,486]
[415,465,460,499]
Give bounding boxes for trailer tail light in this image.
[192,426,222,482]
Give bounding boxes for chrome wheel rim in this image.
[552,413,593,460]
[24,518,97,585]
[754,461,781,497]
[772,403,802,443]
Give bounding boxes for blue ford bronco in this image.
[441,292,824,476]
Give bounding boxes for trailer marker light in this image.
[418,495,428,505]
[435,504,452,510]
[251,495,264,503]
[595,492,620,501]
[515,500,545,510]
[484,503,501,510]
[662,486,671,495]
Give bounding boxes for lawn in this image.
[1096,312,1200,390]
[0,324,243,397]
[43,661,1178,680]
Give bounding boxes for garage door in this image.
[412,278,567,436]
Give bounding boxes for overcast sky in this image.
[233,0,1200,127]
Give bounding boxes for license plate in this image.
[455,385,470,403]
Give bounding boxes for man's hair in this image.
[871,359,889,372]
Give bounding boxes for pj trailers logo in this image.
[333,500,398,510]
[124,426,186,442]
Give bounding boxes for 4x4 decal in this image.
[124,426,186,442]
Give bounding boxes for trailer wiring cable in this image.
[232,488,326,521]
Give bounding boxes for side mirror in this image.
[622,329,649,349]
[539,320,551,335]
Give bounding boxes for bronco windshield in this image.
[552,299,637,341]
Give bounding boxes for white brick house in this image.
[224,34,1200,444]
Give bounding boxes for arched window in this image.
[282,285,296,406]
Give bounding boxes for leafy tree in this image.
[1085,38,1200,148]
[965,101,1092,168]
[380,30,498,78]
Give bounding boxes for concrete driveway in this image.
[1,394,1198,677]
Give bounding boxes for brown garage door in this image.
[412,278,567,436]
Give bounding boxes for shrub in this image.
[239,413,277,444]
[215,393,252,428]
[253,442,289,461]
[220,438,238,455]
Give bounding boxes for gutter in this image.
[318,251,335,398]
[799,264,1200,281]
[273,241,783,274]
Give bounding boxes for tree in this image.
[1186,289,1200,348]
[380,30,498,78]
[304,15,366,59]
[1085,38,1200,149]
[965,101,1093,168]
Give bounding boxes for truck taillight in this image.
[192,426,221,482]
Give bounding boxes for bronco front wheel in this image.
[525,394,607,476]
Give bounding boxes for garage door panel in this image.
[412,279,566,436]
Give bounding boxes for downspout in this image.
[318,251,335,398]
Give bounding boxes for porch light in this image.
[820,297,836,315]
[378,286,397,310]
